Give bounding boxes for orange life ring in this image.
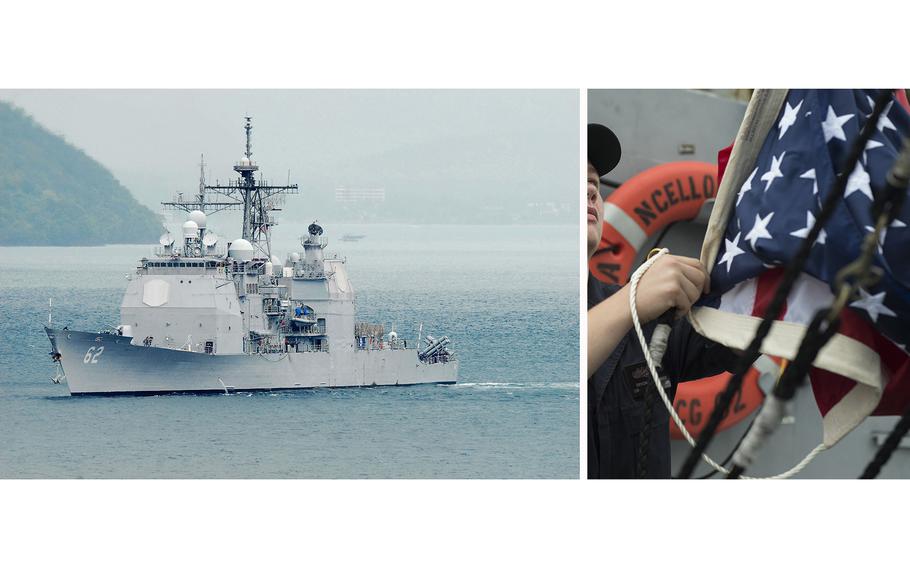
[590,161,717,285]
[669,366,767,439]
[588,161,765,439]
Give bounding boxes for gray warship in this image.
[45,118,457,395]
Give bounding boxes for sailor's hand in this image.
[630,255,710,323]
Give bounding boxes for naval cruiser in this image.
[45,118,457,395]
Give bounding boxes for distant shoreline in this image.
[1,222,578,247]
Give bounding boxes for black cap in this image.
[587,123,621,177]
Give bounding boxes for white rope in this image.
[628,248,826,479]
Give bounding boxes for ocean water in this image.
[0,223,579,478]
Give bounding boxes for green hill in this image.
[0,102,160,245]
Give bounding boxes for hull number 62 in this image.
[83,346,104,364]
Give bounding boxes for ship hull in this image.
[46,327,457,395]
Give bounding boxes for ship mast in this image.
[204,117,298,256]
[161,117,299,257]
[235,117,259,242]
[198,154,206,210]
[161,155,240,215]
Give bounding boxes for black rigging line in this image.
[693,414,758,479]
[731,129,910,478]
[677,89,895,479]
[861,404,910,479]
[857,134,910,479]
[636,222,678,478]
[638,377,657,478]
[726,310,841,479]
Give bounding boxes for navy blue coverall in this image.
[587,273,739,478]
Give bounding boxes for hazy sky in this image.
[0,90,578,223]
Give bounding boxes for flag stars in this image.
[864,139,884,164]
[866,96,897,133]
[719,232,746,273]
[864,219,908,252]
[737,168,758,206]
[760,152,786,192]
[821,106,854,143]
[800,169,818,195]
[789,211,827,245]
[845,162,873,200]
[778,99,803,139]
[745,212,775,249]
[850,289,897,322]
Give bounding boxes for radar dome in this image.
[182,220,199,237]
[188,210,207,228]
[389,331,398,341]
[290,252,301,262]
[228,238,255,261]
[240,156,251,165]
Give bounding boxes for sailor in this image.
[586,123,740,478]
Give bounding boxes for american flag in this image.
[691,89,910,447]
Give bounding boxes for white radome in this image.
[188,210,207,228]
[228,238,255,261]
[182,220,199,237]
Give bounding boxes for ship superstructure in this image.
[45,118,457,395]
